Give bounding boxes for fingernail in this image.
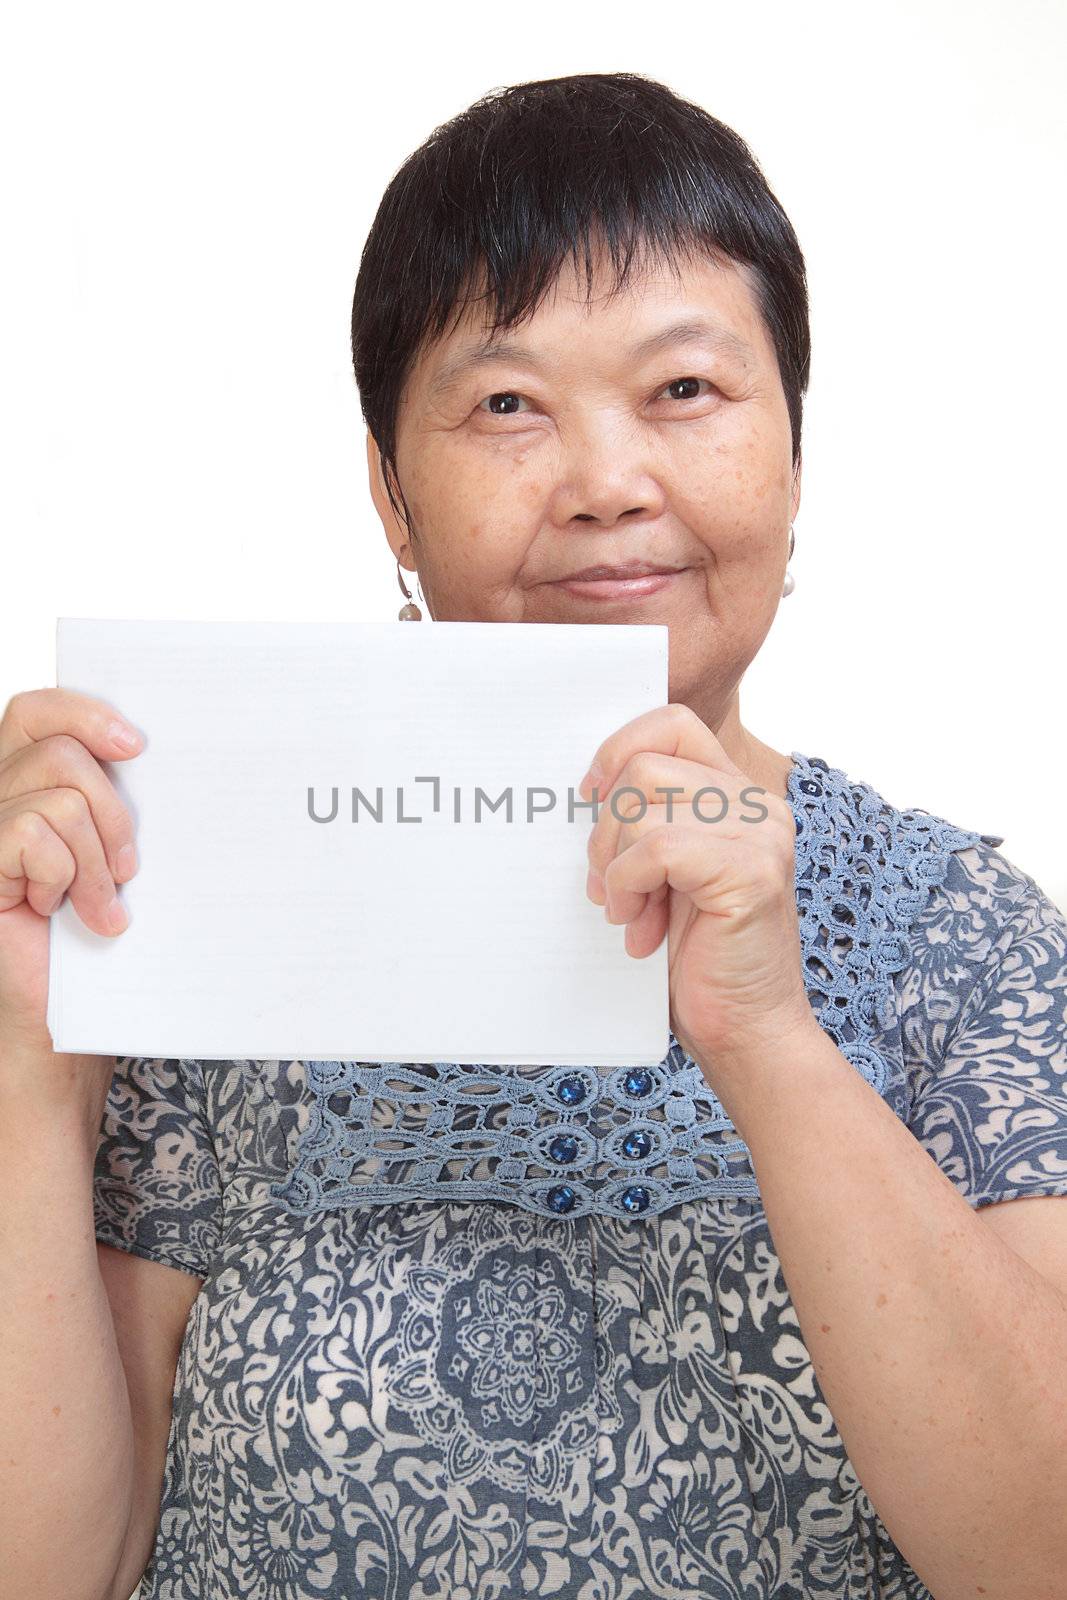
[108,720,143,751]
[116,841,138,879]
[580,764,602,797]
[107,895,129,932]
[586,867,605,904]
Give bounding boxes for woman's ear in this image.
[366,431,410,563]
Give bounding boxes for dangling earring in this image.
[397,560,423,621]
[782,524,796,597]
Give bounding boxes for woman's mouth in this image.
[548,563,690,601]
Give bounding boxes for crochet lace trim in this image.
[269,753,997,1222]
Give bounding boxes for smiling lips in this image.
[549,558,690,600]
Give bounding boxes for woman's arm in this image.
[709,1018,1067,1600]
[0,1047,136,1600]
[96,1242,203,1600]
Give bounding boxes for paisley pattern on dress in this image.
[92,754,1067,1599]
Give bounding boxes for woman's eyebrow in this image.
[427,316,754,400]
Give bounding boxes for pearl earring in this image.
[397,560,423,621]
[782,524,796,597]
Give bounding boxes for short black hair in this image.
[351,71,810,530]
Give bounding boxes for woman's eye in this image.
[660,376,713,402]
[479,391,531,416]
[476,379,714,419]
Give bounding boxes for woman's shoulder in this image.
[788,749,1000,849]
[787,748,1006,931]
[791,747,1060,927]
[788,748,1065,1032]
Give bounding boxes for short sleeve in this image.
[904,845,1067,1208]
[93,1056,224,1279]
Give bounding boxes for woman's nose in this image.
[555,429,667,526]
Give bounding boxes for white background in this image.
[2,0,1065,913]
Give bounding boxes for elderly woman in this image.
[2,71,1066,1600]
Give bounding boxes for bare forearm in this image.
[0,1051,134,1600]
[707,1023,1067,1600]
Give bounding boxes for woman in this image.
[3,71,1066,1600]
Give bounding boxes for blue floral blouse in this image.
[92,752,1067,1599]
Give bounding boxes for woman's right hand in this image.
[0,688,145,1054]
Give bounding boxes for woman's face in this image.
[368,244,801,726]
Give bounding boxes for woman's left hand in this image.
[580,703,818,1098]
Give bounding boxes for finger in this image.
[0,687,144,766]
[0,789,129,934]
[607,824,784,926]
[601,806,673,924]
[0,806,77,918]
[623,882,670,960]
[579,702,743,802]
[604,819,750,924]
[0,732,139,884]
[587,752,737,888]
[595,800,679,926]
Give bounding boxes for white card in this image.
[47,619,670,1065]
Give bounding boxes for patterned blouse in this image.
[93,751,1067,1599]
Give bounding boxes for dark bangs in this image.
[351,71,810,527]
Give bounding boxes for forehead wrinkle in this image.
[425,313,755,402]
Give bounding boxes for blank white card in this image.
[47,619,670,1065]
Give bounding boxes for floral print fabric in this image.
[92,759,1067,1599]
